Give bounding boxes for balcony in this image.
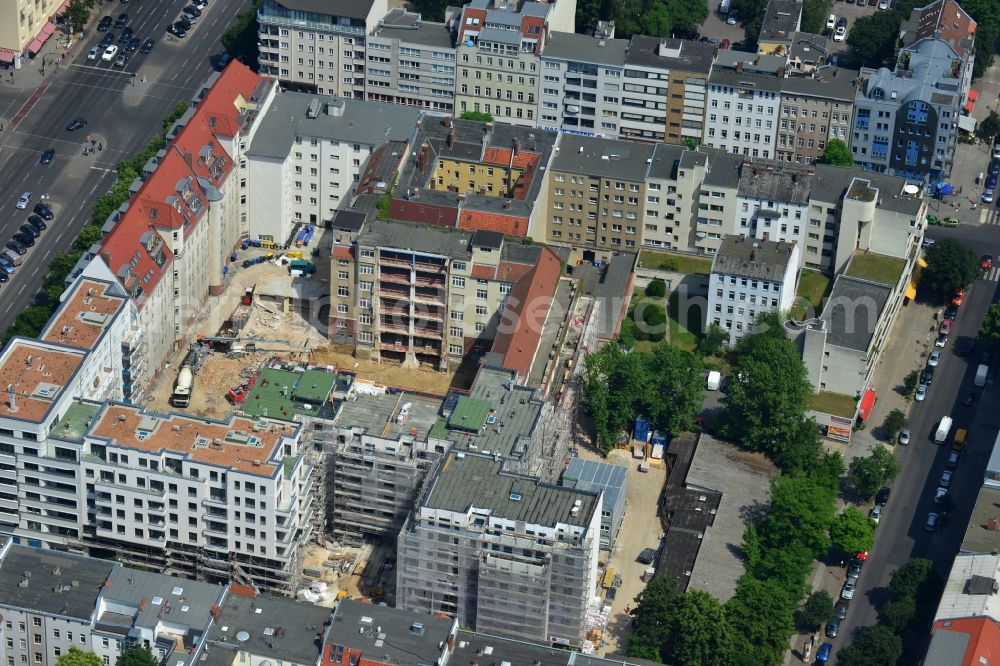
[379,254,415,270]
[414,260,446,274]
[413,327,443,340]
[379,270,412,286]
[94,477,165,496]
[202,495,228,508]
[257,8,364,35]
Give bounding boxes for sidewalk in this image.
[852,298,937,454]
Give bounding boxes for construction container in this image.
[634,415,652,443]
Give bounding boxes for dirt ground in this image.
[573,445,668,657]
[310,347,458,395]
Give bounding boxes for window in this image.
[450,310,464,321]
[452,276,465,288]
[476,288,488,300]
[337,286,349,297]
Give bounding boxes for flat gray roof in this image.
[821,275,892,352]
[203,593,332,666]
[962,486,1000,554]
[714,51,787,75]
[270,0,375,20]
[738,165,814,203]
[685,435,777,602]
[456,630,644,666]
[593,252,637,340]
[360,219,471,258]
[248,93,422,160]
[702,150,743,189]
[923,629,972,666]
[101,568,222,642]
[336,390,443,441]
[0,544,113,620]
[811,165,922,216]
[647,143,685,180]
[780,69,859,101]
[542,32,628,66]
[423,451,599,529]
[550,134,654,181]
[464,366,544,460]
[713,236,796,281]
[625,35,715,74]
[373,9,455,50]
[759,0,802,42]
[329,599,454,663]
[562,458,627,511]
[709,68,785,93]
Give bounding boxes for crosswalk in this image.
[983,265,1000,282]
[982,207,1000,226]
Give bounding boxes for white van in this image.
[975,364,990,388]
[935,416,953,444]
[707,371,721,391]
[720,0,731,13]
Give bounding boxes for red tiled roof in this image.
[496,260,532,283]
[100,62,263,308]
[458,210,528,237]
[931,617,1000,665]
[334,246,353,260]
[481,147,540,171]
[390,200,458,228]
[490,246,561,380]
[910,0,976,58]
[471,264,496,280]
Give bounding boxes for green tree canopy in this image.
[846,10,903,68]
[837,625,903,666]
[56,648,103,666]
[583,342,704,454]
[888,558,934,598]
[979,304,1000,351]
[921,238,980,297]
[978,111,1000,143]
[645,279,666,299]
[697,323,727,357]
[848,445,900,500]
[663,590,734,666]
[221,0,262,62]
[819,139,854,166]
[627,576,678,660]
[881,408,908,441]
[725,577,797,666]
[878,596,917,632]
[830,507,877,555]
[800,0,833,34]
[799,590,834,632]
[116,647,159,666]
[65,0,92,32]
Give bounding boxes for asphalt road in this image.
[0,0,249,333]
[829,218,1000,660]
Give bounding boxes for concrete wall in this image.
[247,155,286,242]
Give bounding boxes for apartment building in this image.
[77,402,313,594]
[686,149,742,255]
[256,0,388,97]
[561,458,626,551]
[92,63,272,397]
[387,117,556,237]
[0,542,227,666]
[642,143,719,251]
[775,72,856,164]
[621,36,715,144]
[899,0,976,99]
[707,236,800,346]
[366,9,457,115]
[785,33,830,77]
[453,0,550,127]
[328,218,560,374]
[324,599,457,666]
[540,134,652,259]
[705,67,782,160]
[246,93,422,243]
[536,31,629,138]
[734,163,813,252]
[0,0,61,60]
[755,0,802,56]
[396,450,601,647]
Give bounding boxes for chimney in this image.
[736,61,744,74]
[447,128,455,148]
[444,116,452,128]
[7,384,15,413]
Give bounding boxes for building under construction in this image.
[396,450,602,648]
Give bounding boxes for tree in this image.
[799,590,834,632]
[645,279,666,299]
[4,306,55,344]
[888,558,933,599]
[846,10,902,68]
[73,224,103,253]
[837,625,902,666]
[663,0,707,36]
[220,0,262,63]
[725,577,797,666]
[628,576,678,659]
[116,648,158,666]
[848,445,900,500]
[56,648,103,666]
[162,101,192,134]
[881,408,908,441]
[411,0,450,21]
[819,139,854,166]
[921,238,980,297]
[980,304,1000,351]
[641,301,667,341]
[697,323,728,357]
[460,111,494,122]
[903,369,920,396]
[977,111,1000,144]
[800,0,833,34]
[664,591,734,666]
[44,250,84,304]
[64,0,91,32]
[830,507,876,555]
[643,344,705,436]
[878,595,916,632]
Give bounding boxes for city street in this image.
[0,0,249,333]
[827,222,1000,661]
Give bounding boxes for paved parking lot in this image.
[700,8,745,46]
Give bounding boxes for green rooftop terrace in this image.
[448,396,492,432]
[846,252,905,287]
[53,401,101,442]
[241,367,336,420]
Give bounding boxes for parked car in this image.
[928,350,941,367]
[940,470,953,487]
[5,240,26,256]
[167,22,187,37]
[825,615,841,638]
[25,215,46,232]
[816,643,832,664]
[984,255,994,270]
[33,203,53,220]
[12,232,34,248]
[935,333,949,347]
[925,512,939,531]
[898,428,910,445]
[983,189,994,203]
[87,46,99,61]
[920,367,935,384]
[948,450,960,469]
[869,504,882,524]
[115,12,128,27]
[15,192,31,209]
[826,13,836,29]
[140,38,155,53]
[944,304,958,320]
[834,600,849,619]
[922,237,936,248]
[875,487,891,506]
[834,25,846,41]
[993,144,1000,159]
[934,487,949,504]
[915,383,928,401]
[727,10,738,24]
[952,290,966,306]
[840,581,856,599]
[940,319,953,334]
[19,224,39,239]
[39,148,54,165]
